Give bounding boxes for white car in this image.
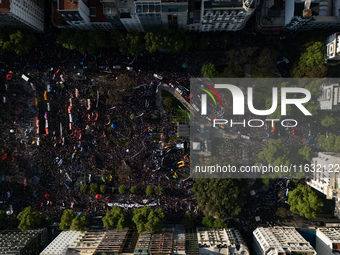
[192,103,199,112]
[153,74,163,80]
[205,116,212,122]
[175,88,183,95]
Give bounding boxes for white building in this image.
[307,152,340,218]
[187,0,259,32]
[197,227,249,255]
[253,227,316,255]
[316,84,340,111]
[325,33,340,65]
[0,0,44,32]
[316,227,340,255]
[40,230,81,255]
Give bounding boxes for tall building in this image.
[100,0,127,30]
[307,152,340,218]
[161,0,188,30]
[253,227,316,255]
[0,0,44,32]
[187,0,259,32]
[197,227,249,255]
[316,227,340,255]
[317,84,340,111]
[325,33,340,66]
[0,228,48,255]
[53,0,115,30]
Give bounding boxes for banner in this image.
[44,91,47,101]
[23,177,27,187]
[107,202,157,208]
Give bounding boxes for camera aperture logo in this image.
[199,84,312,128]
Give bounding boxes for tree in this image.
[90,183,99,195]
[163,97,174,108]
[145,185,153,196]
[287,185,323,219]
[80,184,88,194]
[0,29,35,56]
[182,212,197,229]
[321,114,338,128]
[70,214,88,232]
[300,42,324,68]
[258,139,291,167]
[276,207,291,218]
[132,206,165,233]
[154,185,163,196]
[298,146,313,162]
[193,179,244,220]
[118,185,126,194]
[102,206,127,230]
[201,63,218,78]
[0,210,6,229]
[17,206,41,231]
[100,184,107,194]
[202,215,227,229]
[119,31,145,56]
[319,133,340,152]
[59,210,76,230]
[130,186,138,194]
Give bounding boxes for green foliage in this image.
[276,207,291,218]
[119,185,126,195]
[182,212,197,229]
[258,139,313,169]
[132,206,165,233]
[193,179,244,220]
[17,206,41,231]
[320,114,340,128]
[287,185,323,219]
[145,185,153,196]
[300,42,324,68]
[319,133,340,152]
[59,210,76,230]
[163,97,174,108]
[166,137,179,143]
[100,184,107,194]
[118,31,145,56]
[291,42,328,78]
[70,214,88,232]
[154,185,163,196]
[0,210,7,229]
[102,206,127,230]
[145,29,191,53]
[90,183,99,195]
[202,215,227,229]
[80,184,88,194]
[57,29,109,54]
[0,29,35,55]
[201,63,218,78]
[130,186,138,194]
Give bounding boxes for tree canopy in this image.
[0,29,35,56]
[102,206,127,230]
[193,179,244,220]
[318,133,340,152]
[287,185,323,219]
[201,63,218,78]
[60,210,76,230]
[132,206,165,233]
[145,185,153,196]
[70,214,88,232]
[17,206,41,231]
[202,215,227,229]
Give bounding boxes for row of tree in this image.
[0,29,35,56]
[81,183,164,196]
[57,29,191,56]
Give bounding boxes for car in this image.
[205,116,212,122]
[175,88,183,95]
[153,74,163,80]
[126,67,133,71]
[192,103,199,112]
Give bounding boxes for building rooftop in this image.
[40,230,81,255]
[0,229,46,255]
[89,0,110,23]
[59,0,79,11]
[94,229,129,254]
[318,228,340,243]
[318,84,340,111]
[0,0,9,12]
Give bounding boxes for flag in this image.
[45,128,49,135]
[23,177,27,187]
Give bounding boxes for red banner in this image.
[24,177,27,187]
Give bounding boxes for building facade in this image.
[187,0,259,32]
[316,227,340,255]
[317,84,340,111]
[0,0,44,32]
[325,33,340,65]
[253,227,316,255]
[0,228,48,255]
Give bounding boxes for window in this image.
[90,7,96,17]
